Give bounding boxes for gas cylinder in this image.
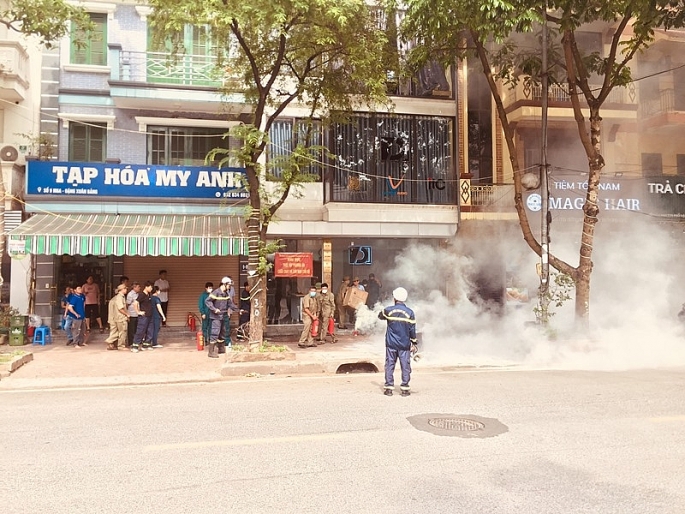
[196,331,204,351]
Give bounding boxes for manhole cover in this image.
[407,413,508,438]
[428,417,485,431]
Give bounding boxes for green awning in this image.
[8,214,248,257]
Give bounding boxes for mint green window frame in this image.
[69,123,107,162]
[71,13,107,66]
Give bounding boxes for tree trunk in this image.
[247,207,264,346]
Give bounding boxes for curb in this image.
[0,351,34,380]
[220,356,385,377]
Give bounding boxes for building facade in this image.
[6,1,461,327]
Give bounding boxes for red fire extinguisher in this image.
[310,318,320,337]
[196,331,204,351]
[327,317,335,336]
[188,312,196,332]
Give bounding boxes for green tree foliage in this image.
[0,0,93,48]
[403,0,685,330]
[148,0,389,343]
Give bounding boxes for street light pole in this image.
[539,1,551,324]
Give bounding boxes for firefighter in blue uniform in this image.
[204,277,238,358]
[378,287,417,397]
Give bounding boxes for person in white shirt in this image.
[154,270,170,326]
[126,282,140,348]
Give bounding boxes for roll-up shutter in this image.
[124,256,240,327]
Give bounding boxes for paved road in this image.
[2,368,684,513]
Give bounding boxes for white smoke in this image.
[364,218,685,371]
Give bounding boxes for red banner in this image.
[273,252,314,277]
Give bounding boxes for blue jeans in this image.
[133,316,153,347]
[384,347,412,390]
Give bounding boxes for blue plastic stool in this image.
[33,326,52,345]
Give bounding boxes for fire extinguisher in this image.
[187,312,196,332]
[327,317,335,336]
[196,331,204,351]
[310,318,320,337]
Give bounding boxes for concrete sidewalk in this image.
[0,326,386,390]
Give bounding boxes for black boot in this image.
[207,343,218,358]
[217,342,226,354]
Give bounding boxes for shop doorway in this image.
[56,255,112,326]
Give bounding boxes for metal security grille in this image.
[328,113,455,205]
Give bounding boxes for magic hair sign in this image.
[524,172,685,221]
[26,161,249,200]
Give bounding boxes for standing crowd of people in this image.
[60,270,170,352]
[59,268,416,395]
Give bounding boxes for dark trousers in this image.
[161,302,168,324]
[127,316,138,347]
[151,316,162,345]
[202,316,211,344]
[384,347,411,390]
[133,316,153,346]
[209,316,227,343]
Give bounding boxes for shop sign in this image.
[273,252,313,277]
[8,238,26,256]
[524,172,685,220]
[26,161,249,200]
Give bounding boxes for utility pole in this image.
[539,1,551,324]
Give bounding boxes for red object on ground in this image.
[188,313,196,332]
[196,331,204,351]
[327,318,335,335]
[311,319,320,337]
[27,326,35,338]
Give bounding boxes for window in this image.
[148,126,237,166]
[678,154,685,176]
[268,119,322,180]
[328,113,454,205]
[69,123,106,162]
[642,153,663,176]
[71,13,107,66]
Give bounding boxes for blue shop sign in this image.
[26,161,249,200]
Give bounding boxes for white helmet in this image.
[393,287,408,302]
[221,276,232,285]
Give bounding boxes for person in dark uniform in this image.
[204,277,238,358]
[378,287,417,397]
[239,282,251,326]
[198,282,214,346]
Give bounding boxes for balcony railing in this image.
[111,48,224,88]
[462,184,516,211]
[639,88,685,118]
[507,80,637,106]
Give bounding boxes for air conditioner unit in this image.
[0,143,27,165]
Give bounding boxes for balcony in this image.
[0,41,29,102]
[504,80,638,122]
[107,45,247,113]
[460,183,518,220]
[639,88,685,132]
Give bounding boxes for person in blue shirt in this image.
[65,284,86,347]
[378,287,417,397]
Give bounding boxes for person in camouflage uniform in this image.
[317,282,337,344]
[298,284,320,348]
